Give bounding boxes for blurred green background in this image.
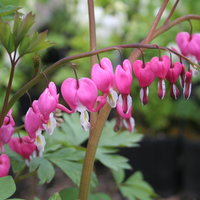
[0,0,200,136]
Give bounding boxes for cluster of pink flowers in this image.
[0,32,199,177]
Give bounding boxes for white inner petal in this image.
[35,134,46,153]
[188,83,192,99]
[130,117,135,132]
[43,113,57,135]
[80,110,90,131]
[172,84,177,99]
[158,80,166,100]
[117,94,123,106]
[127,94,132,111]
[140,88,144,104]
[107,88,118,108]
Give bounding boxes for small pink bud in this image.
[9,136,36,159]
[0,154,10,177]
[0,125,14,145]
[3,110,15,127]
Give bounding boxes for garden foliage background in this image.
[0,0,199,135]
[0,0,200,199]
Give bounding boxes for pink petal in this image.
[0,154,10,177]
[61,78,78,111]
[115,59,132,94]
[77,78,98,111]
[150,55,170,79]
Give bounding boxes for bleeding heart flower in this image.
[176,32,200,62]
[0,110,15,152]
[61,77,106,131]
[166,62,183,100]
[3,110,15,127]
[150,55,170,79]
[0,154,10,177]
[115,59,133,119]
[25,101,43,139]
[9,136,36,159]
[133,60,155,104]
[91,57,118,108]
[150,55,170,99]
[38,82,59,122]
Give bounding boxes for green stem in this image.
[6,42,200,116]
[164,0,180,25]
[78,104,111,200]
[88,0,97,66]
[153,14,200,39]
[87,0,98,131]
[129,0,169,62]
[0,61,15,126]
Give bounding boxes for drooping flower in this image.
[0,154,10,177]
[91,57,118,108]
[115,59,133,119]
[61,77,106,131]
[24,100,43,139]
[133,60,155,105]
[176,32,200,62]
[38,82,59,122]
[150,55,170,99]
[9,136,36,159]
[0,110,15,152]
[25,82,60,138]
[166,62,183,99]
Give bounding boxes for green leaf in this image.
[0,5,20,18]
[99,120,143,148]
[59,188,78,200]
[13,12,35,47]
[57,113,89,146]
[111,168,125,184]
[50,158,98,188]
[29,157,55,184]
[96,148,131,171]
[119,171,157,200]
[19,31,54,56]
[0,176,16,200]
[59,188,112,200]
[45,147,85,161]
[48,192,62,200]
[89,193,112,200]
[0,20,14,53]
